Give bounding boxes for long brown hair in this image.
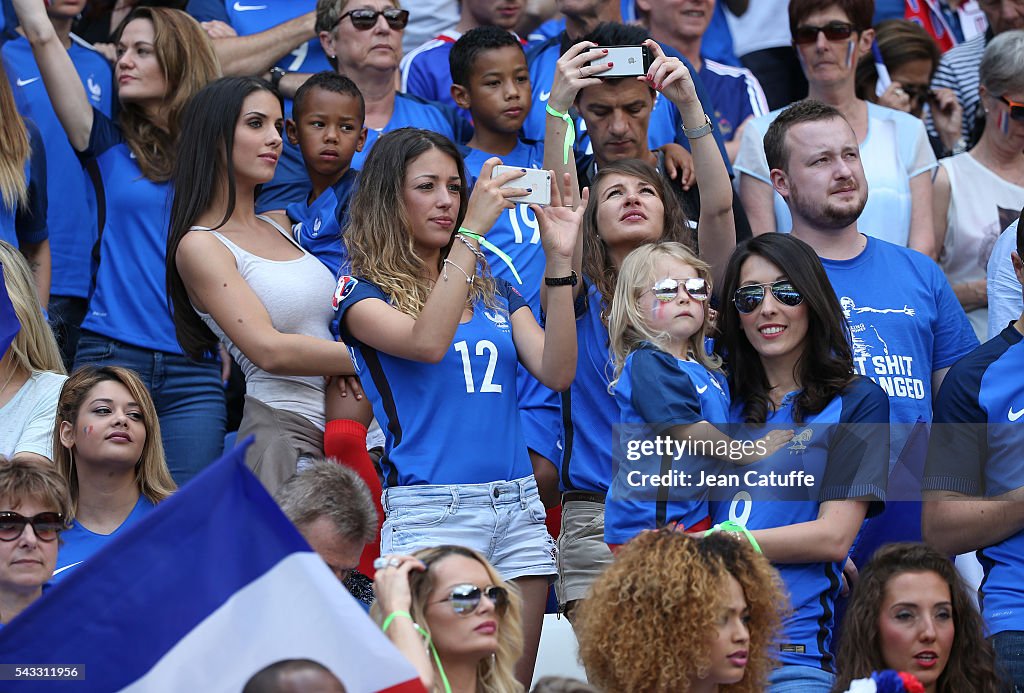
[581,159,693,317]
[832,543,1001,693]
[114,7,220,182]
[345,128,500,318]
[0,67,30,212]
[52,366,176,512]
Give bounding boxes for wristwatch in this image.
[545,271,579,287]
[269,67,286,91]
[683,113,713,140]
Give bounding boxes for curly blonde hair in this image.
[575,531,785,693]
[608,241,720,390]
[372,545,523,693]
[345,128,501,318]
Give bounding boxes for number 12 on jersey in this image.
[454,340,503,393]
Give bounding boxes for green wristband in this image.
[703,520,763,554]
[381,610,413,632]
[458,228,523,285]
[545,104,576,166]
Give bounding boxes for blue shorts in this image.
[381,476,557,581]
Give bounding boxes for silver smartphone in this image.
[589,45,652,78]
[490,165,551,206]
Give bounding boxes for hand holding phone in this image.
[491,166,551,206]
[587,45,652,78]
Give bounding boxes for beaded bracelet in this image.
[442,258,473,284]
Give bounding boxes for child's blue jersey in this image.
[926,325,1024,636]
[287,168,358,278]
[605,343,729,544]
[335,276,534,488]
[0,120,46,250]
[713,376,888,671]
[4,35,113,298]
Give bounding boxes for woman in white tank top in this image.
[165,76,371,492]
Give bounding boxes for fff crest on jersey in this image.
[788,428,813,452]
[332,275,358,310]
[484,310,510,333]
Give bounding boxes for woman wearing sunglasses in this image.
[49,365,176,584]
[0,455,71,626]
[735,0,938,259]
[932,30,1024,340]
[312,0,467,172]
[713,233,889,693]
[372,545,522,693]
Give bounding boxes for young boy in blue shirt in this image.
[285,71,376,488]
[285,72,367,278]
[450,26,562,507]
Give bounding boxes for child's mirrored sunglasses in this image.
[649,277,710,303]
[733,281,803,314]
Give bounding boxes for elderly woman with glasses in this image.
[372,545,522,693]
[734,0,938,258]
[712,233,890,693]
[0,455,72,625]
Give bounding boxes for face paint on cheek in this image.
[998,110,1011,135]
[650,296,669,320]
[845,40,856,69]
[83,425,94,436]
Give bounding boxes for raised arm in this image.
[11,0,93,150]
[341,160,528,363]
[212,11,316,77]
[175,231,355,376]
[644,40,736,285]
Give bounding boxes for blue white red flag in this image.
[0,442,424,693]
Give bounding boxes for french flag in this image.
[0,443,425,693]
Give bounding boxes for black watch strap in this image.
[545,270,579,287]
[269,67,286,91]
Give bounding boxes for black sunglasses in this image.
[733,281,803,314]
[340,8,410,31]
[999,95,1024,122]
[434,583,509,615]
[0,511,65,543]
[793,21,855,45]
[647,277,710,303]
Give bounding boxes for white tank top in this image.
[193,215,337,429]
[940,153,1024,338]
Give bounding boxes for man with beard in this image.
[763,99,978,569]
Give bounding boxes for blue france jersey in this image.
[79,110,181,354]
[400,31,467,121]
[51,496,155,584]
[335,276,533,488]
[698,59,767,143]
[712,377,888,671]
[925,325,1024,635]
[286,168,358,277]
[0,120,46,250]
[463,140,546,305]
[4,36,113,298]
[605,343,729,544]
[186,0,330,73]
[559,280,617,494]
[820,236,977,564]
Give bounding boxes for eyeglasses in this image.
[901,83,933,107]
[340,8,410,31]
[0,511,65,543]
[433,584,509,615]
[998,95,1024,122]
[793,21,855,45]
[733,281,803,314]
[646,277,710,303]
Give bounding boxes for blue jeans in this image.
[768,664,835,693]
[991,630,1024,691]
[74,332,225,486]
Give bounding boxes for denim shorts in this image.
[381,476,557,581]
[767,664,835,693]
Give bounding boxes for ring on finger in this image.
[373,557,389,570]
[388,557,401,568]
[579,66,585,79]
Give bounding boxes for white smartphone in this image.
[490,165,551,206]
[589,45,652,78]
